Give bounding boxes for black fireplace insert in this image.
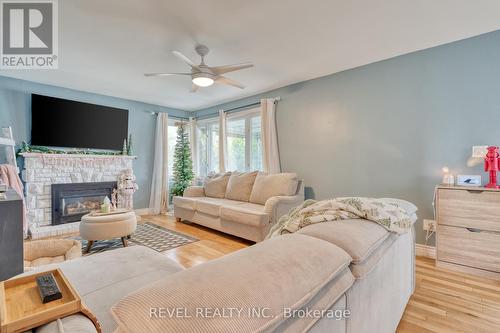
[51,182,117,225]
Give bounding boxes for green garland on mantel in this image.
[18,142,127,156]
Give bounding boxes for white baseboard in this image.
[416,244,436,259]
[134,208,175,216]
[134,208,151,216]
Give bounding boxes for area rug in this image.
[71,222,198,256]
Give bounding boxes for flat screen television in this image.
[31,94,129,150]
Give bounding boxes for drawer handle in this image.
[466,190,484,194]
[466,227,482,233]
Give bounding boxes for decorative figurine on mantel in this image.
[118,169,138,210]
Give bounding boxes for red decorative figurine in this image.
[484,146,500,189]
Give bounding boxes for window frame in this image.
[196,116,219,176]
[226,107,261,171]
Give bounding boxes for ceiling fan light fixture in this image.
[192,76,214,87]
[145,45,253,91]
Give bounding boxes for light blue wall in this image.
[3,30,500,244]
[196,30,500,245]
[0,76,189,209]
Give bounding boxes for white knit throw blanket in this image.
[267,197,413,239]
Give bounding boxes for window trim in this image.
[197,116,219,176]
[226,108,261,172]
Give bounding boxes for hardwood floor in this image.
[146,215,500,333]
[397,257,500,333]
[144,214,253,268]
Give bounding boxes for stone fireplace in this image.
[51,182,117,225]
[21,153,136,239]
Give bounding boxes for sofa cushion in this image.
[195,197,245,216]
[204,172,231,198]
[172,196,198,211]
[111,234,353,333]
[348,235,397,279]
[249,172,298,205]
[296,219,390,264]
[225,171,258,202]
[220,203,269,227]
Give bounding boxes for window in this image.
[197,118,219,177]
[226,117,246,171]
[226,109,262,172]
[195,109,262,177]
[250,116,262,170]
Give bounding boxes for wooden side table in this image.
[436,185,500,279]
[0,269,101,333]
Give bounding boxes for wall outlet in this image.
[423,219,436,232]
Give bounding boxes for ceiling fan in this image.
[144,44,253,92]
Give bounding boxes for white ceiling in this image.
[2,0,500,111]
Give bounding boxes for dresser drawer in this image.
[437,188,500,232]
[437,225,500,273]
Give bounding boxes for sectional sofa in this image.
[28,199,417,333]
[173,171,304,242]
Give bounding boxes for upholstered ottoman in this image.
[79,211,137,253]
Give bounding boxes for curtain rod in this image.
[147,110,190,120]
[223,101,261,114]
[194,102,260,121]
[196,97,280,120]
[223,96,280,113]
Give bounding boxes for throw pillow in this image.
[225,171,258,202]
[204,172,232,198]
[249,172,298,205]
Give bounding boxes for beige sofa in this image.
[25,199,417,333]
[173,171,304,242]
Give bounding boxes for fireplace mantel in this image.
[20,152,137,159]
[21,152,135,239]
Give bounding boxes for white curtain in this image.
[189,117,198,176]
[149,113,169,215]
[261,98,281,173]
[218,109,227,173]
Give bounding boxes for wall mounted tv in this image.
[31,94,129,151]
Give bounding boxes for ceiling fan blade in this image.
[190,84,199,93]
[215,76,245,89]
[144,73,191,77]
[212,63,253,75]
[172,51,199,69]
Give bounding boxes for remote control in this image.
[36,273,62,303]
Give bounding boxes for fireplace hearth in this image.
[52,182,117,225]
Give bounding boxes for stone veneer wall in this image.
[21,153,135,237]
